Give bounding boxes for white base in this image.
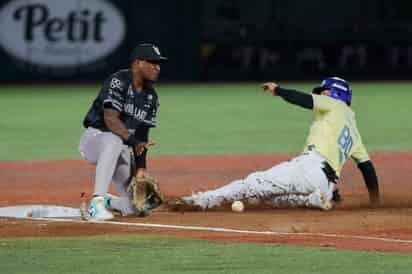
[0,205,81,218]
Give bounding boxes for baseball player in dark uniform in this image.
[79,43,167,220]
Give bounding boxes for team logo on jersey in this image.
[135,109,148,120]
[147,94,153,101]
[110,78,122,90]
[125,103,148,121]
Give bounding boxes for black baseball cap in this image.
[130,43,168,63]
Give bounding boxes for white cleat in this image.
[88,196,114,221]
[103,193,118,210]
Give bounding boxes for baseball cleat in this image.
[319,192,333,210]
[88,196,114,221]
[308,190,333,211]
[103,193,118,210]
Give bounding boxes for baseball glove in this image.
[127,175,164,217]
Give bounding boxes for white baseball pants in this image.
[189,150,336,209]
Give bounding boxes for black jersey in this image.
[83,69,159,141]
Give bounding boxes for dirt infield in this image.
[1,152,412,253]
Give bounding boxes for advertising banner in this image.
[0,0,128,81]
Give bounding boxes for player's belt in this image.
[321,161,338,184]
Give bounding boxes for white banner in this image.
[0,0,125,67]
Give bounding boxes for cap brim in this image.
[159,56,168,63]
[145,57,168,63]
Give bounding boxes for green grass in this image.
[0,82,411,160]
[1,83,411,272]
[0,235,410,274]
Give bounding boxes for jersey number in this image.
[338,125,353,162]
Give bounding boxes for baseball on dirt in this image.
[231,201,244,212]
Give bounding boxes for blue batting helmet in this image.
[312,77,352,104]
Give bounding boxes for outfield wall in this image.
[0,0,412,82]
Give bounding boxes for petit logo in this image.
[0,0,125,67]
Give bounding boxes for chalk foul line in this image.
[10,216,412,245]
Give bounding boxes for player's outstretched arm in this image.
[357,160,380,206]
[261,82,313,109]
